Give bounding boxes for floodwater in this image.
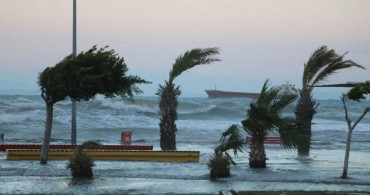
[0,95,369,194]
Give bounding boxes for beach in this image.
[0,95,369,194]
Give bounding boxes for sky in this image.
[0,0,369,99]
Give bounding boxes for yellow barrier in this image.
[6,149,200,163]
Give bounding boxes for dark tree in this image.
[38,46,149,164]
[295,46,364,156]
[157,48,220,150]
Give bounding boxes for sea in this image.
[0,94,369,194]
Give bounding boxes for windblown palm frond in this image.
[214,125,245,165]
[272,94,297,112]
[257,80,280,106]
[243,80,297,134]
[217,125,245,155]
[311,58,364,86]
[169,48,221,82]
[302,46,336,88]
[278,118,306,151]
[302,46,365,89]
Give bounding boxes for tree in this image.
[207,152,231,179]
[340,81,370,179]
[38,46,149,164]
[157,48,220,150]
[216,80,299,168]
[208,125,245,178]
[67,140,102,178]
[295,46,364,156]
[243,80,298,168]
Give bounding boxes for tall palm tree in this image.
[295,46,364,156]
[217,80,299,168]
[157,48,220,150]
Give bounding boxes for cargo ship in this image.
[205,83,299,99]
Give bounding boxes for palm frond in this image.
[302,45,364,89]
[218,125,245,156]
[311,57,365,86]
[224,151,237,165]
[303,46,337,88]
[278,118,305,152]
[257,80,276,105]
[169,47,220,82]
[272,94,298,112]
[244,104,274,132]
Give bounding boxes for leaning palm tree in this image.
[67,140,103,178]
[157,48,220,150]
[243,80,298,168]
[295,46,364,156]
[216,80,299,168]
[208,125,245,178]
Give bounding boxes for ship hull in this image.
[205,90,261,99]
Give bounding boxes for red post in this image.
[121,132,132,145]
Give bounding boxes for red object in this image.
[121,132,132,145]
[247,136,282,144]
[0,144,152,152]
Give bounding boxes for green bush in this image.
[207,153,231,178]
[67,151,95,178]
[66,140,102,178]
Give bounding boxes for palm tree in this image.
[216,80,299,168]
[295,46,364,156]
[243,80,298,168]
[207,152,231,179]
[208,125,245,178]
[157,48,220,150]
[67,140,102,178]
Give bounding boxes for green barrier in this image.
[0,133,3,143]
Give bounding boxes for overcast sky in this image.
[0,0,369,98]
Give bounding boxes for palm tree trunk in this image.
[158,82,179,151]
[297,130,311,156]
[159,114,177,150]
[40,103,53,164]
[249,132,266,168]
[295,89,315,156]
[341,129,352,179]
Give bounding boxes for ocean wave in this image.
[0,110,44,124]
[82,98,243,117]
[96,99,159,114]
[178,103,217,115]
[0,97,44,109]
